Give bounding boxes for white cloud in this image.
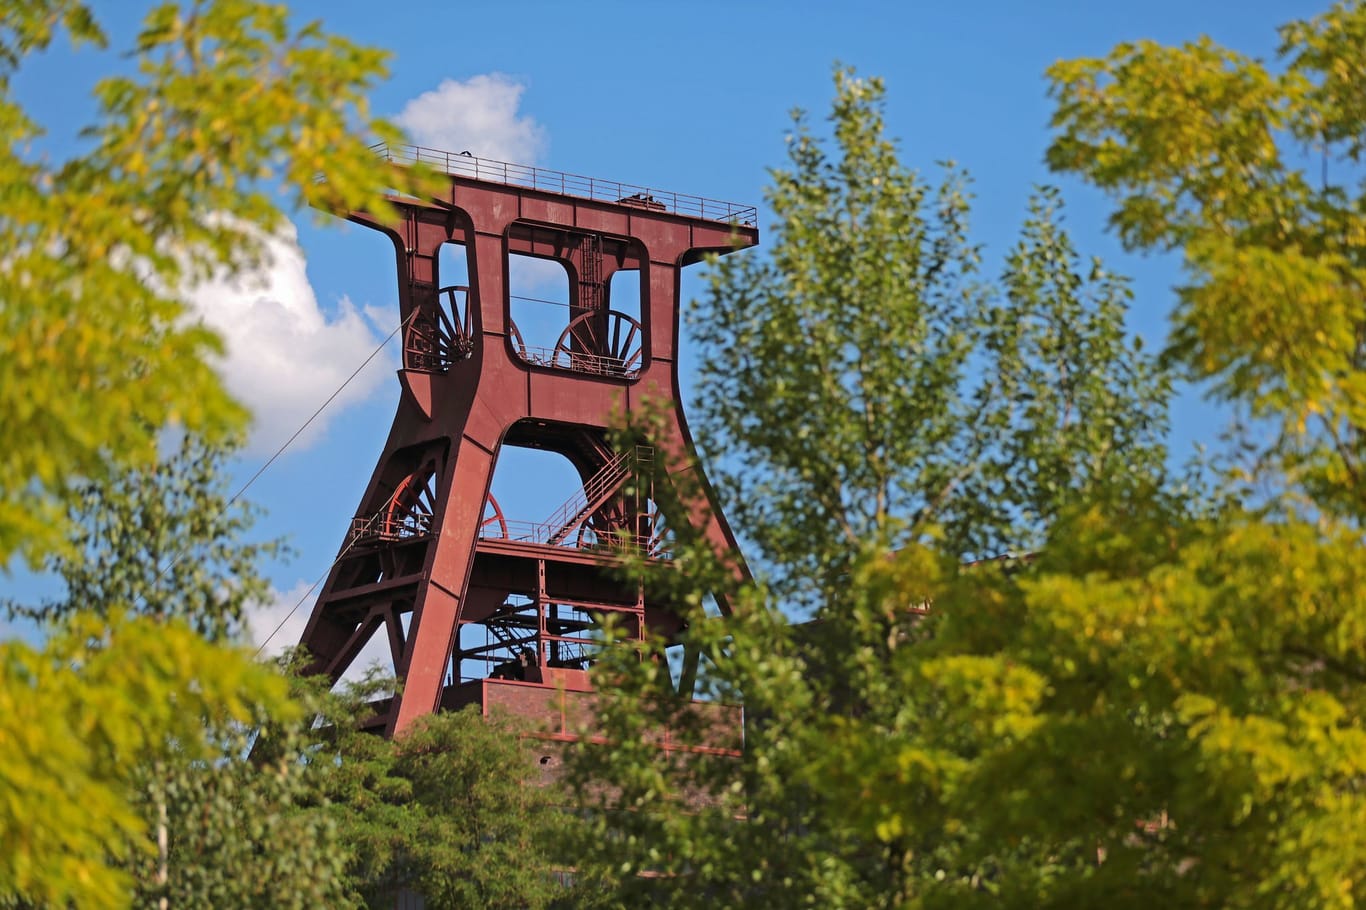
[249,579,393,685]
[248,578,316,661]
[182,74,551,456]
[184,220,396,456]
[396,73,547,165]
[509,255,568,296]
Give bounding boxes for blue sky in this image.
[5,0,1326,654]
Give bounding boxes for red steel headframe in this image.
[297,146,758,736]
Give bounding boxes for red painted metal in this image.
[297,148,758,736]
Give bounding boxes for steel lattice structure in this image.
[297,146,758,737]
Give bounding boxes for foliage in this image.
[572,7,1366,908]
[126,728,351,910]
[691,68,1168,610]
[284,674,571,910]
[0,613,296,909]
[569,68,1174,907]
[388,709,568,909]
[0,0,427,567]
[589,502,1366,909]
[7,433,284,640]
[0,435,355,908]
[867,506,1366,910]
[2,433,565,907]
[1046,0,1366,522]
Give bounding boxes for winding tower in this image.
[297,145,758,737]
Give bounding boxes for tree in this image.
[690,69,1168,612]
[568,6,1366,908]
[566,68,1175,907]
[0,612,298,909]
[1,436,355,908]
[283,675,573,910]
[1046,0,1366,522]
[8,432,284,640]
[866,501,1366,909]
[835,4,1366,904]
[0,5,441,902]
[125,721,353,910]
[0,0,424,567]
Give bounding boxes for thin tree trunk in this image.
[156,762,169,910]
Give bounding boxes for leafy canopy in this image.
[276,672,573,910]
[0,3,435,905]
[569,67,1174,908]
[1047,0,1366,521]
[7,433,284,641]
[0,613,297,909]
[690,68,1168,612]
[0,0,423,566]
[568,6,1366,907]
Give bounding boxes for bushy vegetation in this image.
[4,2,1365,907]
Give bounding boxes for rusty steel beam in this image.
[297,149,757,737]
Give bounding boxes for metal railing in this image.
[349,510,432,546]
[516,343,641,379]
[541,448,635,544]
[371,142,758,227]
[480,518,661,558]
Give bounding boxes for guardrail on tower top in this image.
[370,142,758,227]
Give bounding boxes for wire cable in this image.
[136,309,416,618]
[227,308,417,513]
[509,292,573,308]
[253,564,331,659]
[252,529,367,658]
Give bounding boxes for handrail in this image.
[542,448,634,541]
[518,343,641,379]
[474,445,665,557]
[370,141,758,227]
[349,509,431,545]
[481,519,661,558]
